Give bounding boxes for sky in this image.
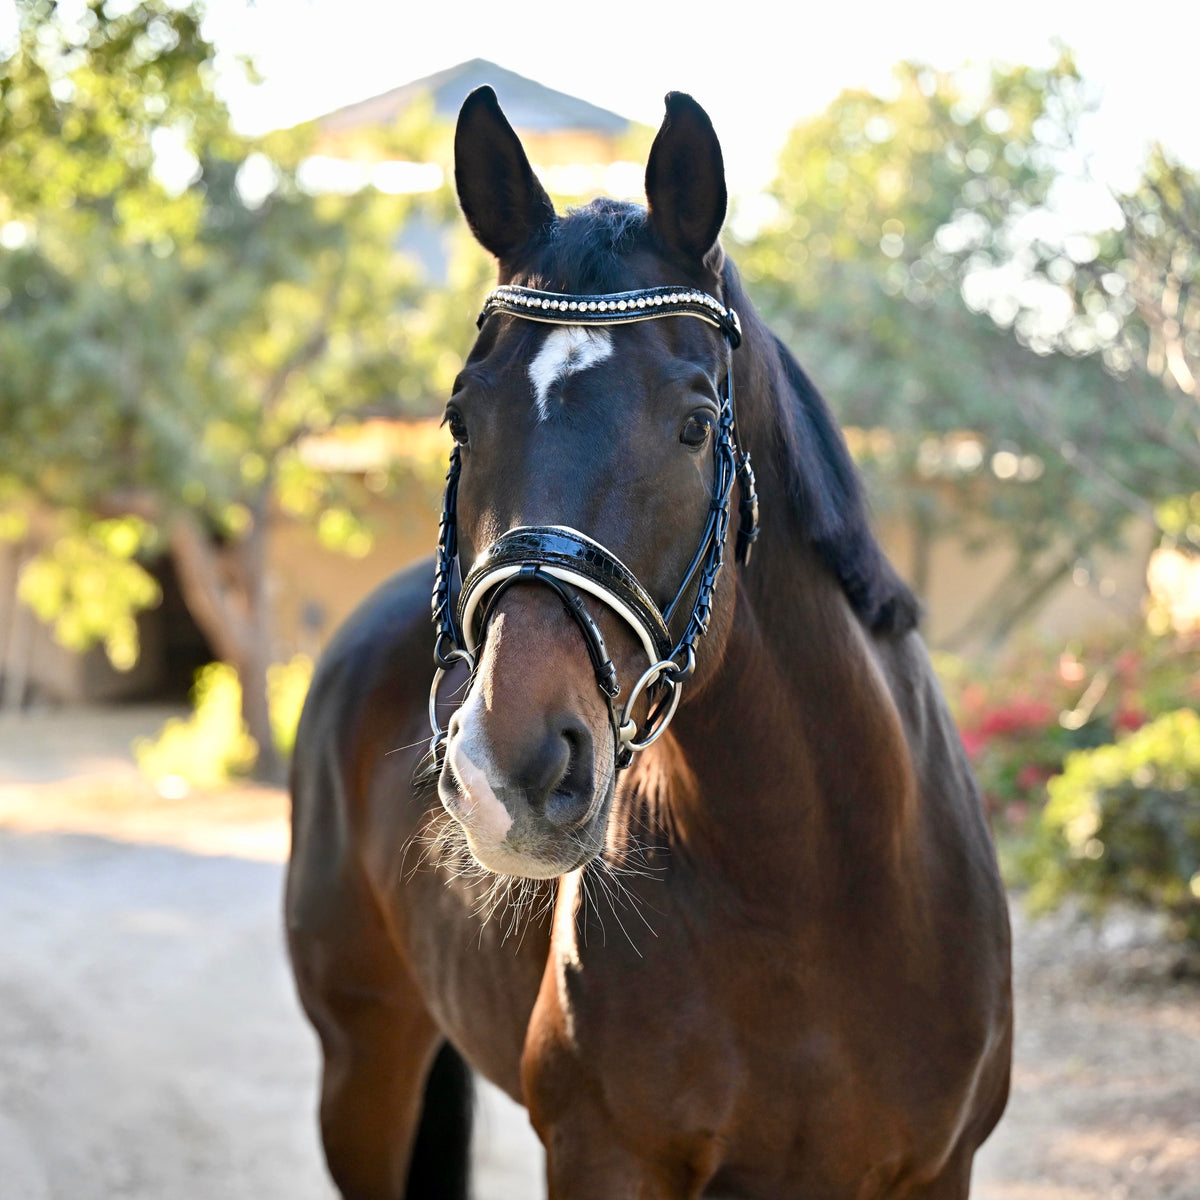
[1,0,1196,208]
[194,0,1200,201]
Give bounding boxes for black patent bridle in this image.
[429,283,759,770]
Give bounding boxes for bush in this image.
[267,654,314,761]
[938,632,1200,838]
[1025,709,1200,946]
[135,662,257,790]
[135,654,314,791]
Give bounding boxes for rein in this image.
[429,284,759,770]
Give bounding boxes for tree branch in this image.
[167,510,252,667]
[1012,388,1165,531]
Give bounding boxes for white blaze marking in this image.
[447,744,514,845]
[445,685,514,848]
[528,326,613,420]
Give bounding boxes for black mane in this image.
[722,263,919,636]
[515,202,919,636]
[775,339,920,635]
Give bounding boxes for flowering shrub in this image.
[135,662,257,790]
[938,633,1200,839]
[938,632,1200,949]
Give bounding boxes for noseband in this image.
[430,283,759,771]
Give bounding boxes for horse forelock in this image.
[515,199,656,294]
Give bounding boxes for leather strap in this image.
[458,526,673,668]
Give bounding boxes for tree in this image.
[1015,146,1200,559]
[737,55,1187,647]
[0,0,481,779]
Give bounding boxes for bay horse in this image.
[286,87,1012,1200]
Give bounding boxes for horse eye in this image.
[445,410,469,446]
[680,413,714,449]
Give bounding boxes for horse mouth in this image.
[459,826,585,879]
[437,745,613,880]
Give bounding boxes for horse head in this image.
[435,87,745,878]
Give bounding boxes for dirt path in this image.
[0,826,544,1200]
[974,905,1200,1200]
[0,708,1197,1198]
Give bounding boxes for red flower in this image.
[1114,650,1141,681]
[960,730,985,759]
[1115,708,1146,732]
[977,699,1056,738]
[1016,764,1052,791]
[1005,800,1030,829]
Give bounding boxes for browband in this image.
[479,284,742,349]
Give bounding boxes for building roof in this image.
[318,58,635,138]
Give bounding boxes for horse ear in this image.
[454,86,557,263]
[645,92,728,264]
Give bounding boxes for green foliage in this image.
[0,0,470,550]
[940,632,1200,838]
[739,56,1188,644]
[135,661,257,787]
[1156,491,1200,544]
[135,652,313,786]
[939,633,1200,948]
[1026,709,1200,946]
[266,652,313,761]
[17,516,160,668]
[1029,145,1200,420]
[0,1,482,769]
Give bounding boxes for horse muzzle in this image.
[436,590,618,878]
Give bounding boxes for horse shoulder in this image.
[286,556,438,944]
[872,627,1013,1108]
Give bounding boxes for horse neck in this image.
[627,336,920,896]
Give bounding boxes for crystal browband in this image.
[478,284,742,348]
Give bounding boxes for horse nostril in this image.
[511,717,595,827]
[558,722,587,787]
[514,728,570,809]
[545,720,595,829]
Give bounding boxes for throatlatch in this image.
[430,284,759,769]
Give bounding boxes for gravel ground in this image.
[0,707,1197,1199]
[973,904,1200,1200]
[0,829,545,1200]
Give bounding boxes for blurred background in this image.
[0,1,1197,1198]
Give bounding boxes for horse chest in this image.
[527,884,975,1194]
[533,960,948,1198]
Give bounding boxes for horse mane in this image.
[517,200,920,636]
[723,264,920,636]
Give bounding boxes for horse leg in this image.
[289,893,457,1200]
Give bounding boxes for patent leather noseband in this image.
[430,283,759,770]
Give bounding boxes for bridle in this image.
[429,283,759,770]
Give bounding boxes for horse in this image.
[286,86,1013,1200]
